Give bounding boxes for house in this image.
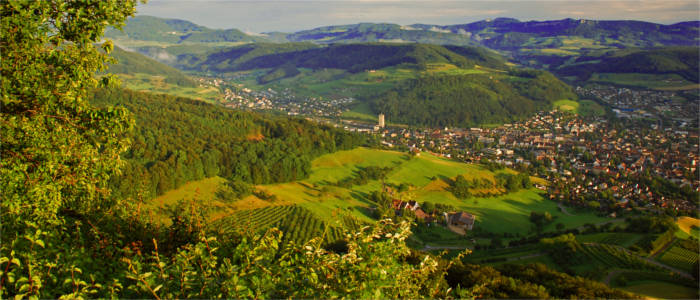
[445,211,475,231]
[414,208,432,222]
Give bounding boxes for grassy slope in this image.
[675,216,700,238]
[617,280,698,299]
[149,148,606,236]
[589,73,699,90]
[118,73,222,103]
[553,99,605,117]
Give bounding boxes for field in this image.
[589,73,698,90]
[342,101,378,123]
[676,216,700,238]
[581,244,661,271]
[577,232,644,247]
[553,99,579,112]
[150,176,230,224]
[119,73,222,103]
[211,205,349,245]
[657,242,699,273]
[553,99,605,117]
[619,281,698,299]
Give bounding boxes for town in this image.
[376,109,699,217]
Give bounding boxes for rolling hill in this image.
[556,47,700,83]
[107,46,198,87]
[286,23,477,46]
[370,70,576,127]
[284,18,699,49]
[177,42,506,75]
[104,15,268,44]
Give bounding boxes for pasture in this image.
[119,73,222,103]
[589,73,697,90]
[676,216,700,238]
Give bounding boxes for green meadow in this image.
[589,73,698,90]
[553,99,606,117]
[119,73,222,103]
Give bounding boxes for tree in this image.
[1,1,138,298]
[1,0,138,223]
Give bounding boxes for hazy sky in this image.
[136,0,700,33]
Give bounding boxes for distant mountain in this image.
[106,46,197,87]
[286,23,477,46]
[178,43,506,75]
[284,18,698,49]
[110,16,698,49]
[105,15,268,44]
[557,47,700,82]
[441,18,699,49]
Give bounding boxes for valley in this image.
[3,1,699,298]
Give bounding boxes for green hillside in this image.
[557,47,700,83]
[286,22,477,46]
[107,46,197,87]
[180,42,506,75]
[149,147,605,241]
[370,70,576,127]
[105,15,267,44]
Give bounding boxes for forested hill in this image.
[556,47,700,82]
[286,23,477,46]
[90,88,368,200]
[288,18,698,49]
[371,70,576,127]
[104,15,267,43]
[178,42,506,74]
[441,18,699,49]
[106,46,198,87]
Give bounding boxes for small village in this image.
[576,85,698,124]
[196,77,355,117]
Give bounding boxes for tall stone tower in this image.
[378,113,385,128]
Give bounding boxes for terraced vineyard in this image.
[576,233,643,247]
[658,245,699,273]
[212,205,355,245]
[582,244,661,271]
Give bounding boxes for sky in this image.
[136,0,700,33]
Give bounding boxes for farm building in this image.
[445,211,475,235]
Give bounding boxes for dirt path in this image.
[506,252,545,261]
[557,203,574,216]
[649,237,676,259]
[603,269,624,285]
[422,244,470,251]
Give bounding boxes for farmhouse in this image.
[444,211,475,235]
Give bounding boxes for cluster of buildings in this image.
[391,199,475,235]
[377,110,699,214]
[197,77,355,117]
[575,85,698,126]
